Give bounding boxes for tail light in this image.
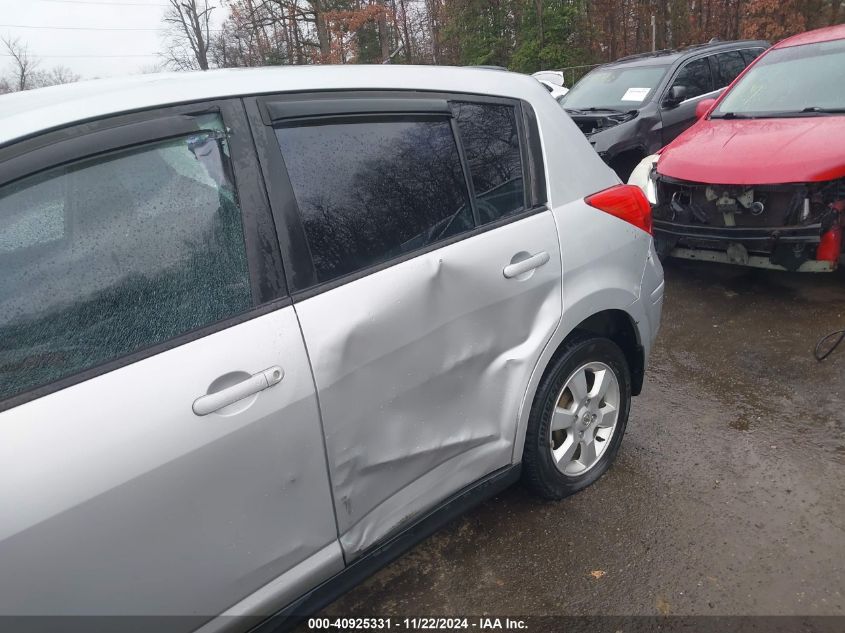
[817,224,842,263]
[585,184,653,235]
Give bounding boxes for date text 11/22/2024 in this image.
[308,617,529,630]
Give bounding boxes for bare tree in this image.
[2,35,39,91]
[163,0,216,70]
[34,65,81,88]
[138,62,166,75]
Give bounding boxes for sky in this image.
[0,0,228,80]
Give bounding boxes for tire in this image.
[522,335,632,500]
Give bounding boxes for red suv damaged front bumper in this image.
[651,176,845,272]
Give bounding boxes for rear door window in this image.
[0,114,252,403]
[712,50,747,87]
[276,118,473,284]
[452,102,526,225]
[669,57,714,100]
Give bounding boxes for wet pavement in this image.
[314,259,845,620]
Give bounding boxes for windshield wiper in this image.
[709,111,751,119]
[800,106,845,114]
[579,107,629,113]
[714,107,845,119]
[566,107,638,116]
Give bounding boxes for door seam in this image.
[290,301,346,562]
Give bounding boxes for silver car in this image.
[0,66,664,630]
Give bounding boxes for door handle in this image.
[193,366,284,416]
[503,251,550,279]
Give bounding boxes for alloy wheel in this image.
[549,361,621,476]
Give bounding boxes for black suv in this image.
[559,39,769,180]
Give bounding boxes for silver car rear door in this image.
[246,94,562,560]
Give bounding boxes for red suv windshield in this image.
[713,39,845,118]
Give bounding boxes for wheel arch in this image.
[569,309,644,396]
[511,306,646,463]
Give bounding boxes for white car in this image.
[533,70,570,100]
[0,66,663,630]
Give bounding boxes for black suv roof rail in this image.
[613,39,762,63]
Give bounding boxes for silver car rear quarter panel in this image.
[533,83,659,360]
[507,97,660,464]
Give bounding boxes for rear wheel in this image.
[522,336,631,500]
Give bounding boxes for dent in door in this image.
[295,213,562,557]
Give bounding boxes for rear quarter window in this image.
[452,101,526,225]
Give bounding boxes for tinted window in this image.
[741,48,766,65]
[713,50,747,87]
[669,57,713,100]
[0,116,252,403]
[453,102,525,224]
[277,119,472,284]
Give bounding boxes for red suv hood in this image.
[657,117,845,185]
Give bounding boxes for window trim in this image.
[449,115,481,227]
[707,54,721,89]
[262,96,452,123]
[245,90,547,299]
[0,115,203,190]
[0,98,289,412]
[521,98,547,206]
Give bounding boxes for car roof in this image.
[604,39,769,68]
[0,65,547,148]
[773,23,845,49]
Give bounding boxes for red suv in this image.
[629,25,845,272]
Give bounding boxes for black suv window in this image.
[713,50,747,87]
[741,48,766,65]
[452,102,525,224]
[0,114,252,403]
[669,57,713,100]
[277,118,472,284]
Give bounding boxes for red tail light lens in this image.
[585,184,653,235]
[816,224,842,264]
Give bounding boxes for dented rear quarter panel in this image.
[509,201,656,463]
[510,101,658,463]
